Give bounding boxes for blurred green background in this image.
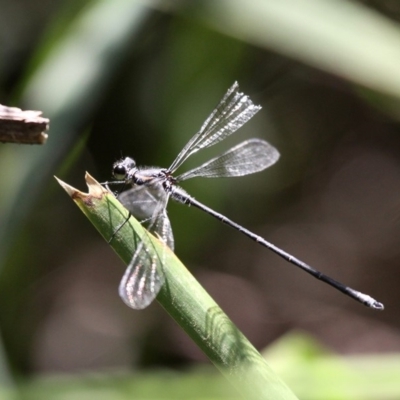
[1,0,400,398]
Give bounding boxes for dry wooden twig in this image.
[0,104,49,144]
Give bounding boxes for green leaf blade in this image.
[56,173,299,400]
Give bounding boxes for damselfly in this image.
[104,82,384,311]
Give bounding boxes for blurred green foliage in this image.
[13,333,400,400]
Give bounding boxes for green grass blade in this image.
[56,173,299,400]
[199,0,400,99]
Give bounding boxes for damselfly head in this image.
[112,157,136,180]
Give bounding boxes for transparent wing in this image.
[176,139,280,181]
[150,200,174,251]
[118,234,166,309]
[118,183,165,221]
[168,82,261,173]
[118,184,175,250]
[118,195,173,309]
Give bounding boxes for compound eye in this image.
[113,164,127,180]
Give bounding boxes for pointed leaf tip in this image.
[55,173,108,201]
[54,176,78,198]
[84,172,109,197]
